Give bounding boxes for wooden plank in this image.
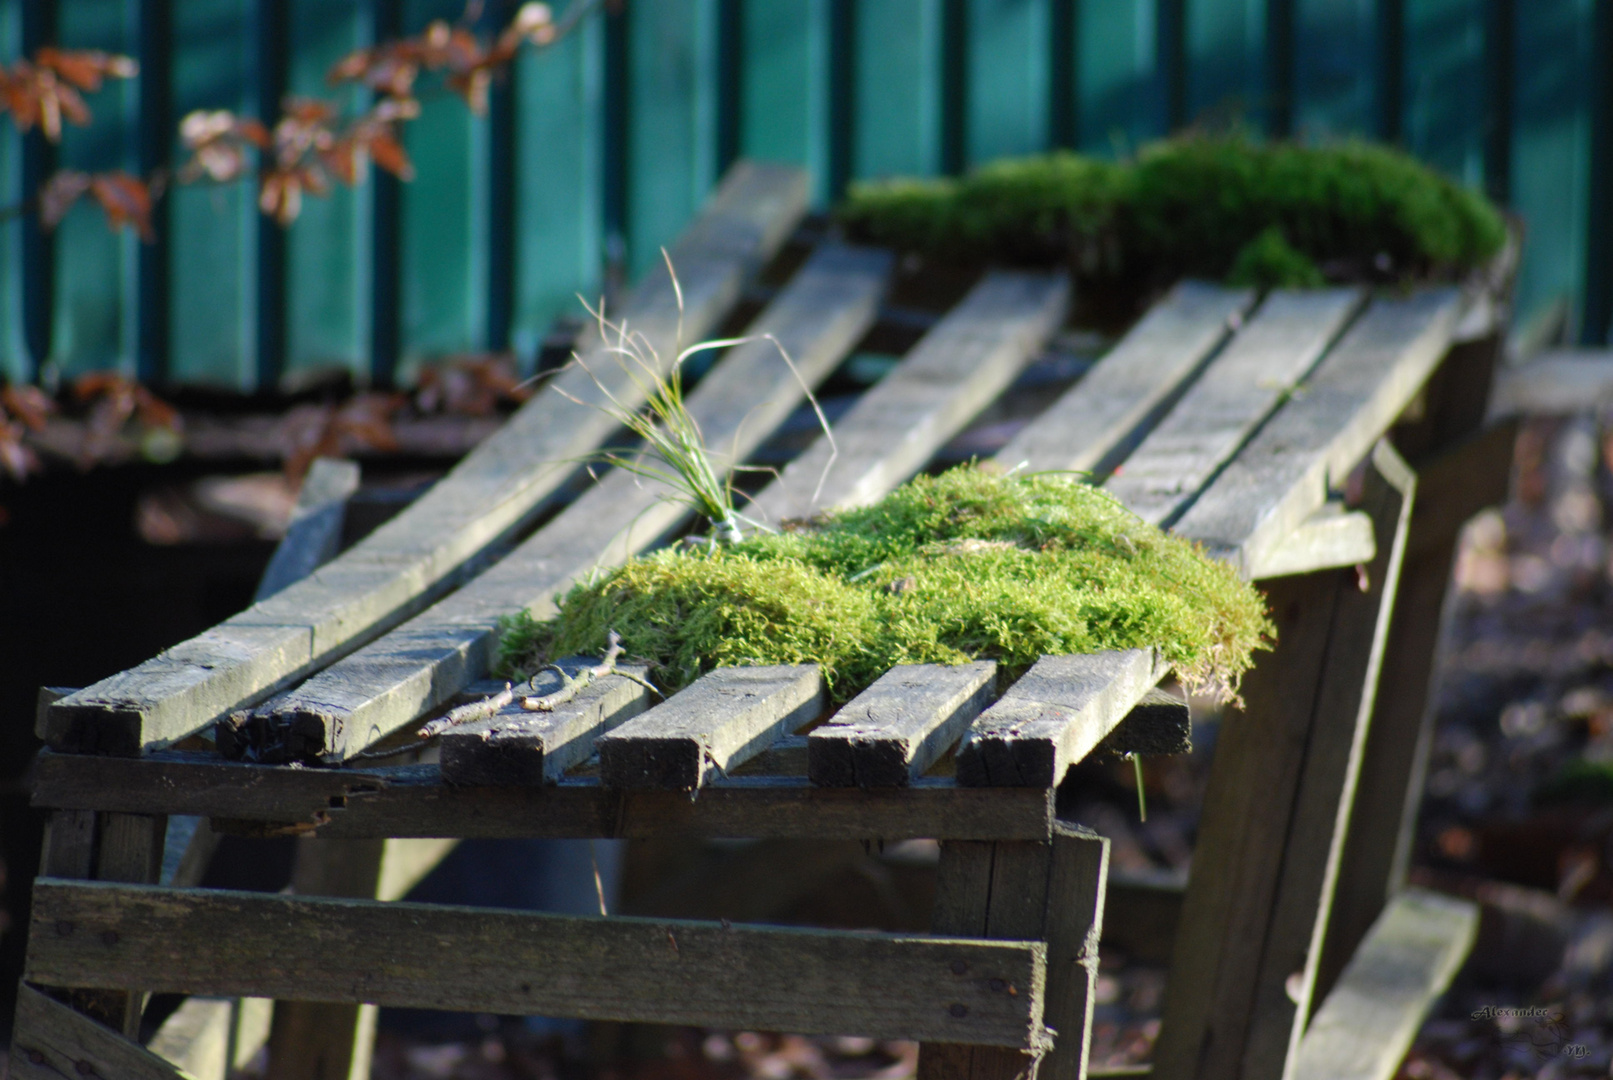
[918,823,1108,1080]
[957,652,1166,788]
[148,995,272,1080]
[1291,889,1478,1080]
[147,996,232,1080]
[8,984,187,1080]
[27,879,1050,1049]
[43,162,809,756]
[1095,685,1191,758]
[1241,444,1417,1080]
[1172,289,1461,579]
[994,282,1254,475]
[1106,288,1365,526]
[1153,442,1415,1080]
[808,662,997,787]
[30,750,1055,842]
[598,666,823,790]
[1489,349,1613,416]
[39,810,96,880]
[1102,870,1186,967]
[1243,503,1377,581]
[751,271,1069,523]
[250,244,888,763]
[440,663,652,786]
[254,458,361,603]
[1316,338,1513,1006]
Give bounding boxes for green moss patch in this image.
[837,135,1506,292]
[500,467,1272,704]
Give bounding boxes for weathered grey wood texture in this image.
[8,984,188,1080]
[255,458,362,602]
[440,662,653,785]
[255,243,888,763]
[1153,442,1415,1080]
[30,749,1056,841]
[957,651,1166,788]
[752,271,1068,523]
[1290,889,1478,1080]
[996,281,1254,475]
[918,824,1108,1080]
[1106,288,1364,526]
[147,995,273,1080]
[27,879,1049,1048]
[43,162,809,756]
[809,662,996,787]
[1173,289,1460,578]
[598,665,823,790]
[1316,330,1512,1005]
[1094,685,1191,758]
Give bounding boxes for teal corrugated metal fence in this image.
[1,0,1609,392]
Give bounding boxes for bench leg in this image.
[265,837,458,1080]
[1153,441,1414,1080]
[1315,419,1517,1004]
[267,838,388,1080]
[919,822,1108,1080]
[23,809,167,1040]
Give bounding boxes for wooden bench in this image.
[10,160,1515,1080]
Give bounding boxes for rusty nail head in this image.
[100,931,119,946]
[950,959,968,975]
[948,1003,969,1018]
[989,978,1006,992]
[27,1050,44,1064]
[77,1060,97,1075]
[54,920,73,937]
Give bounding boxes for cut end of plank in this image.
[597,737,709,792]
[43,702,147,757]
[1096,685,1192,757]
[217,707,336,765]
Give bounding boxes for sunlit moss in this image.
[500,467,1272,704]
[836,134,1506,290]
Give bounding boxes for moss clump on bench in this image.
[499,466,1271,703]
[836,135,1507,290]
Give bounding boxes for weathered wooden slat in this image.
[254,458,361,603]
[29,750,1055,841]
[994,281,1254,475]
[27,879,1049,1049]
[751,271,1069,523]
[267,834,455,1080]
[43,162,809,756]
[1172,289,1461,578]
[249,243,888,763]
[1106,288,1365,526]
[598,666,823,790]
[956,651,1167,788]
[439,662,654,786]
[919,823,1108,1080]
[1153,441,1415,1080]
[1487,347,1613,417]
[1291,889,1478,1080]
[8,984,187,1080]
[1242,502,1377,581]
[147,994,274,1080]
[808,662,997,787]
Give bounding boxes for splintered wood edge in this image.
[29,879,1051,1050]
